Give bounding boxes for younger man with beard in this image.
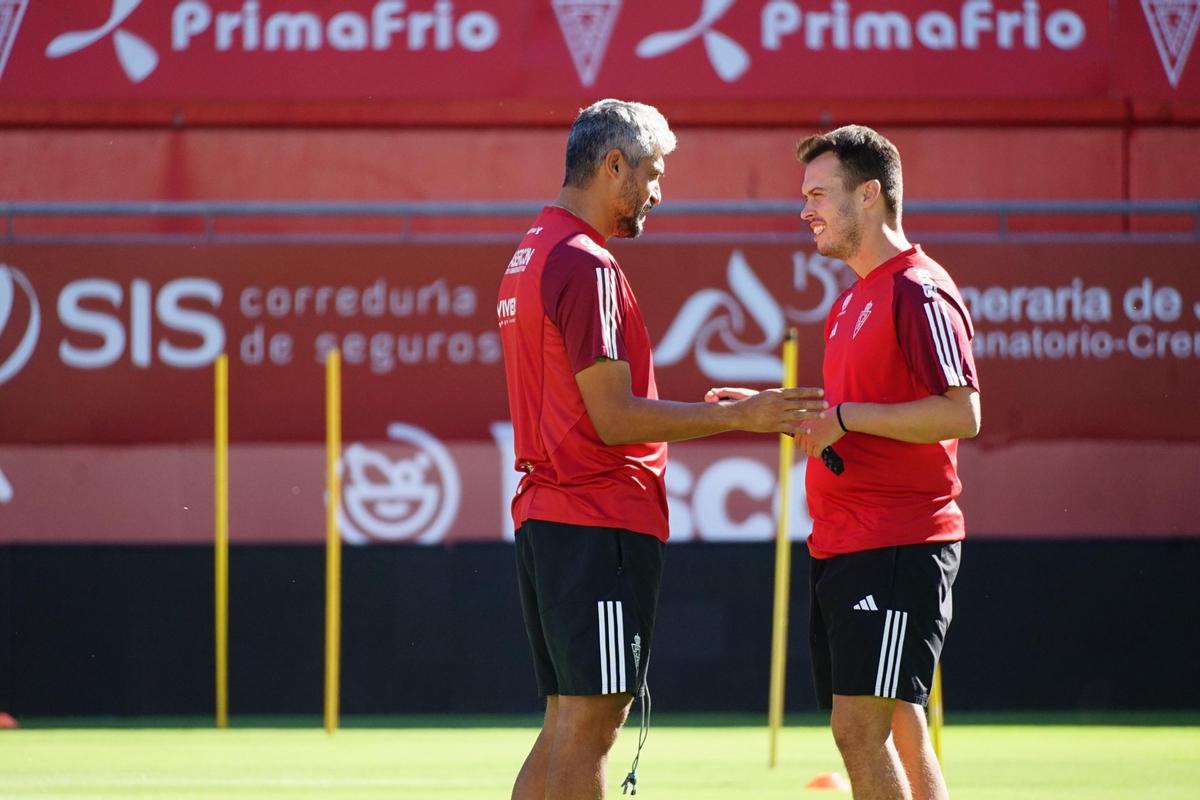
[794,126,981,800]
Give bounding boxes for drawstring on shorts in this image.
[621,678,652,796]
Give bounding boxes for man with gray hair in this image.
[497,99,827,798]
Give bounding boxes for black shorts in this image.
[515,519,665,697]
[810,541,961,709]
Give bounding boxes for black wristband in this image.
[836,403,849,433]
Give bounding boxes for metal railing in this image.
[2,199,1198,243]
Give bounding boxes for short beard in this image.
[614,177,646,239]
[819,198,862,260]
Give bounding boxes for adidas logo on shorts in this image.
[852,594,879,611]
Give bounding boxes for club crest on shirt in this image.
[852,301,873,339]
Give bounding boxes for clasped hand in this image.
[703,386,829,439]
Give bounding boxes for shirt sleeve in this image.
[893,270,979,395]
[542,242,628,373]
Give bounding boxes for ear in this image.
[602,148,625,180]
[860,179,883,209]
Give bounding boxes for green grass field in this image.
[1,713,1197,799]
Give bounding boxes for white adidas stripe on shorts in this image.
[597,600,627,694]
[874,609,909,699]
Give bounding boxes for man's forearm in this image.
[839,392,980,444]
[593,396,741,445]
[576,360,825,445]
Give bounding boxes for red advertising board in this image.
[1,241,1198,444]
[1,239,1198,543]
[0,1,1196,123]
[2,438,1195,544]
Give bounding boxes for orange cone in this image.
[0,713,18,729]
[806,772,851,791]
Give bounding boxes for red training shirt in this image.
[807,245,979,559]
[497,206,669,541]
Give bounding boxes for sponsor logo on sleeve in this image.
[914,268,938,299]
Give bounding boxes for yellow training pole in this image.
[768,328,799,767]
[929,663,945,763]
[324,349,343,735]
[214,354,229,729]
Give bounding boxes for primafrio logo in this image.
[636,0,748,82]
[639,1,1091,82]
[0,264,40,386]
[552,0,621,87]
[1141,0,1200,88]
[45,0,502,84]
[654,249,852,382]
[337,421,462,545]
[0,0,28,82]
[46,0,159,83]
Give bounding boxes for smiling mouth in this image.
[812,223,826,236]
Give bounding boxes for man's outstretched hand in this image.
[704,386,827,435]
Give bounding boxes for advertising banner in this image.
[0,1,1195,120]
[0,439,1196,544]
[2,241,1199,444]
[1,239,1198,542]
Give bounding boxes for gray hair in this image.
[563,99,677,188]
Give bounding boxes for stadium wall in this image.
[3,127,1199,205]
[1,539,1197,718]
